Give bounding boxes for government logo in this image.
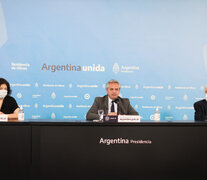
[113,63,120,74]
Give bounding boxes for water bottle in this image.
[154,107,160,121]
[18,105,24,121]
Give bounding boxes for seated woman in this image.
[0,78,19,119]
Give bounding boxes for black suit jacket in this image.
[86,95,139,120]
[194,99,207,121]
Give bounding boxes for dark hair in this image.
[0,78,12,95]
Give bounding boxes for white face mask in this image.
[205,93,207,101]
[0,90,7,99]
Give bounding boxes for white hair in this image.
[105,79,121,89]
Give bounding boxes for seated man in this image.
[86,79,138,120]
[194,86,207,121]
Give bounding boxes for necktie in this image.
[111,101,115,112]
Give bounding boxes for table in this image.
[0,120,206,180]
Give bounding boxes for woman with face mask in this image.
[0,78,19,119]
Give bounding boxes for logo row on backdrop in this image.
[11,82,205,91]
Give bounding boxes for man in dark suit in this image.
[86,79,138,120]
[194,86,207,121]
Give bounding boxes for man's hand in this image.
[107,112,117,116]
[0,112,4,114]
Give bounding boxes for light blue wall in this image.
[1,0,207,121]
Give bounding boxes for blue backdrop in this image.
[1,0,207,121]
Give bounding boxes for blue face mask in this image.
[0,90,7,99]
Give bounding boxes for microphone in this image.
[114,98,119,104]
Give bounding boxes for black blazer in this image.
[194,99,207,121]
[86,95,139,120]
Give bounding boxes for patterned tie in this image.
[111,101,115,112]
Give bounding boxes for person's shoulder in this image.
[194,99,206,106]
[5,95,16,101]
[118,97,129,103]
[95,95,107,101]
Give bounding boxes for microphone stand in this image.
[115,98,119,115]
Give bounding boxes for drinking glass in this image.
[98,109,104,122]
